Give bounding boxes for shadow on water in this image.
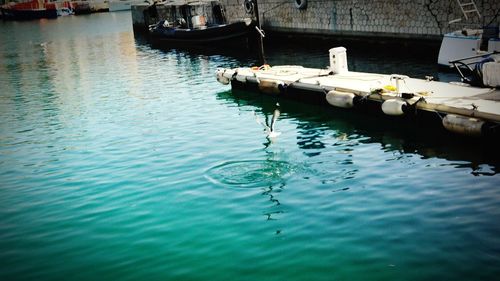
[135,28,460,81]
[216,89,500,175]
[134,32,261,63]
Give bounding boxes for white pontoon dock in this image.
[216,47,500,138]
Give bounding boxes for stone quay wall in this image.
[219,0,500,41]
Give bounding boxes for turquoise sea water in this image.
[1,12,499,281]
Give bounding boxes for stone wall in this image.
[219,0,500,40]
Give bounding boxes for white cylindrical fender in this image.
[235,74,247,83]
[222,70,234,80]
[215,69,230,85]
[258,79,285,94]
[442,114,484,137]
[326,90,356,108]
[381,99,407,116]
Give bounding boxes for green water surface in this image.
[0,12,499,281]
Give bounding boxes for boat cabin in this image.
[149,0,227,30]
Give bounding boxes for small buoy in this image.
[215,69,230,85]
[326,90,356,108]
[442,114,484,137]
[295,0,307,9]
[258,79,285,95]
[381,99,408,116]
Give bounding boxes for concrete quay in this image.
[220,0,500,42]
[132,0,500,42]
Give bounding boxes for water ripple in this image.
[205,160,294,188]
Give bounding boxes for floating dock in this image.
[216,47,500,139]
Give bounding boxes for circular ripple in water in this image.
[206,160,293,188]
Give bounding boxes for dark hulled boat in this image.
[0,7,58,20]
[1,0,58,20]
[149,18,255,46]
[145,0,257,48]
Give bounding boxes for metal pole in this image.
[253,0,266,65]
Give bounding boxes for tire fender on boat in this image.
[381,98,408,116]
[244,0,254,14]
[294,0,307,9]
[442,114,484,137]
[326,90,356,109]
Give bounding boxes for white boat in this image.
[57,7,74,16]
[437,0,500,67]
[438,28,500,68]
[109,0,143,12]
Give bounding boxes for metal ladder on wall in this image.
[456,0,481,20]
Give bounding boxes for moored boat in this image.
[438,27,500,68]
[437,0,500,68]
[56,1,75,16]
[57,7,74,16]
[149,18,255,46]
[146,0,256,48]
[71,1,91,14]
[1,0,58,20]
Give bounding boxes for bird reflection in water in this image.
[262,184,285,235]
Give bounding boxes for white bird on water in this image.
[255,103,281,139]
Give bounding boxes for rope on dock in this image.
[286,70,333,87]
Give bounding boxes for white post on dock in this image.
[390,75,409,95]
[329,47,348,74]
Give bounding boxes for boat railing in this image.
[449,51,498,65]
[449,51,499,86]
